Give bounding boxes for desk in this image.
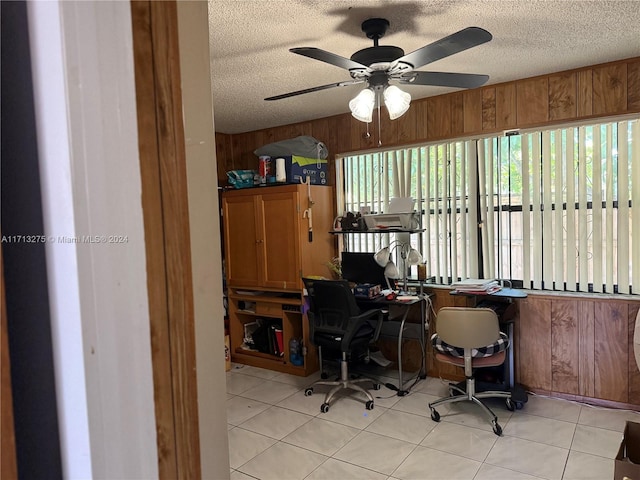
[355,294,428,396]
[450,287,528,405]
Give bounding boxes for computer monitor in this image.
[340,251,388,288]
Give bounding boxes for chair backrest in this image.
[302,278,361,335]
[436,307,501,349]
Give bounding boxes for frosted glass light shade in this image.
[384,85,411,120]
[373,247,391,267]
[407,247,423,265]
[384,261,400,279]
[349,88,375,123]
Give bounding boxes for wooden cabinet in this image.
[223,184,335,290]
[222,184,336,374]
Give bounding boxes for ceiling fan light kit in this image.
[383,85,411,120]
[266,17,492,124]
[349,88,376,122]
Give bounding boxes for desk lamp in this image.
[374,241,423,294]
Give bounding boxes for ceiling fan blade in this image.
[398,71,489,89]
[265,80,364,101]
[290,47,368,72]
[393,27,492,70]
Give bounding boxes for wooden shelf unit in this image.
[227,288,318,376]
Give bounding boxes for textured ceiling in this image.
[208,0,640,134]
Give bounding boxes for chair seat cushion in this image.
[431,332,509,358]
[314,324,374,352]
[435,350,506,368]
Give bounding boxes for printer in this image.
[362,197,419,230]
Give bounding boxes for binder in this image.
[267,324,276,355]
[274,328,284,357]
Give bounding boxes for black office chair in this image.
[302,278,384,412]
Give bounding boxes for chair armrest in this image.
[341,309,385,350]
[362,309,384,342]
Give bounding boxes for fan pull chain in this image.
[377,90,382,146]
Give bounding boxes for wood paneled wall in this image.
[425,288,640,410]
[216,57,640,186]
[518,294,640,408]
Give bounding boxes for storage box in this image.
[282,155,328,185]
[353,283,381,299]
[615,421,640,480]
[227,169,258,188]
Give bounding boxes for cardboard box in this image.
[615,421,640,480]
[283,155,328,185]
[353,283,381,299]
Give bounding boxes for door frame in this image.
[131,1,201,477]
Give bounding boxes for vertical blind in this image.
[339,117,639,294]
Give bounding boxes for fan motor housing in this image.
[351,46,405,67]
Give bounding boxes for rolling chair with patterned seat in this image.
[428,306,514,435]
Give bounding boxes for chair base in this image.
[428,379,512,436]
[305,352,378,412]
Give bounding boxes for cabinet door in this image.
[223,194,261,287]
[258,191,301,289]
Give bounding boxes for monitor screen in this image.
[341,251,388,287]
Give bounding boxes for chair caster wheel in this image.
[320,372,328,380]
[320,403,330,413]
[373,383,381,390]
[515,401,524,410]
[304,387,313,397]
[430,408,440,422]
[365,400,374,410]
[492,421,503,436]
[505,398,515,411]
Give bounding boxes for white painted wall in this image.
[28,1,158,478]
[176,2,231,479]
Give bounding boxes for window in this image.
[338,117,640,294]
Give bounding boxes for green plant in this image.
[325,257,341,279]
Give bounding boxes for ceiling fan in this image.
[265,18,492,122]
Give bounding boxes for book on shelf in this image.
[274,328,284,357]
[247,318,284,356]
[265,323,285,357]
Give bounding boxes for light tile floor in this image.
[226,363,639,480]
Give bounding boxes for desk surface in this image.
[355,294,423,307]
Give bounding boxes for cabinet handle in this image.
[256,239,264,243]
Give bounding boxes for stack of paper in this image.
[451,278,502,294]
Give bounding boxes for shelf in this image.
[227,286,315,376]
[330,229,425,234]
[231,347,307,375]
[229,290,302,305]
[235,346,284,361]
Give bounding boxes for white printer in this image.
[362,197,419,230]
